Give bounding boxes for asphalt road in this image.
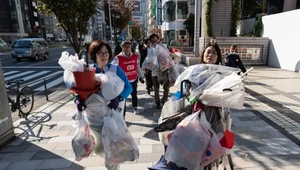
[1,47,75,121]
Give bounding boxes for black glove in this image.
[139,78,145,84]
[108,97,121,110]
[74,95,86,111]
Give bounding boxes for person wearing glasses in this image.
[80,40,132,170]
[149,33,170,109]
[112,40,145,115]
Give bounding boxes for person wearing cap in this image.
[112,40,145,115]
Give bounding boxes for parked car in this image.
[0,39,8,48]
[11,38,49,62]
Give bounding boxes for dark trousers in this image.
[130,79,138,108]
[145,69,153,90]
[152,76,169,106]
[123,79,138,117]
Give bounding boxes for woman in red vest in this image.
[112,40,145,115]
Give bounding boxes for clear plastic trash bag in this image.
[142,55,159,71]
[72,112,96,161]
[156,44,174,71]
[84,94,110,132]
[102,109,139,165]
[199,72,245,109]
[165,110,211,170]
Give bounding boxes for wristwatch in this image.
[118,96,123,101]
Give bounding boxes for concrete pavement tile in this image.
[249,126,276,132]
[235,137,267,148]
[37,158,75,169]
[256,145,291,155]
[62,149,75,158]
[140,138,161,145]
[119,163,152,170]
[56,121,74,126]
[25,143,58,152]
[0,161,11,170]
[133,138,140,145]
[262,138,294,146]
[238,116,261,121]
[84,166,106,170]
[249,153,300,167]
[231,147,262,158]
[283,143,300,154]
[233,121,257,127]
[127,125,142,132]
[30,150,66,160]
[125,115,144,121]
[52,167,84,170]
[236,131,273,139]
[5,160,43,170]
[278,165,300,170]
[6,137,24,146]
[47,136,73,143]
[1,152,36,161]
[54,142,73,151]
[73,156,105,167]
[253,120,270,126]
[137,145,153,153]
[0,144,31,153]
[42,130,70,138]
[131,132,148,138]
[267,131,286,138]
[231,157,256,168]
[231,126,253,133]
[152,144,164,153]
[137,153,163,163]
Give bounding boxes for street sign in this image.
[128,21,134,26]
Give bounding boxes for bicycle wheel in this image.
[17,86,34,116]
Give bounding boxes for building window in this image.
[177,1,188,19]
[134,1,141,12]
[164,1,175,21]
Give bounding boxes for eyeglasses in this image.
[97,51,109,56]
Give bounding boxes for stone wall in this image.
[199,37,269,66]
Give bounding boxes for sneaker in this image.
[133,107,139,114]
[147,88,151,95]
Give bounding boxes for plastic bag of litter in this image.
[72,112,96,161]
[102,109,139,165]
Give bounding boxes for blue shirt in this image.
[93,63,132,100]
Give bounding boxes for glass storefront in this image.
[164,1,176,21]
[177,1,188,19]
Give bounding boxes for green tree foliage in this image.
[104,0,134,43]
[230,0,241,36]
[252,17,263,37]
[37,0,96,53]
[131,21,142,40]
[183,13,195,46]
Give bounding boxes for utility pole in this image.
[194,0,202,57]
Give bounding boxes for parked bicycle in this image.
[5,79,34,118]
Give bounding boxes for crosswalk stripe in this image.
[28,71,63,88]
[34,77,64,92]
[3,71,19,76]
[22,71,51,81]
[5,71,35,81]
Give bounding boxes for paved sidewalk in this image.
[0,66,300,170]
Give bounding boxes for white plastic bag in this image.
[63,70,76,88]
[72,112,96,161]
[58,51,85,72]
[156,44,174,71]
[199,72,245,109]
[102,109,139,165]
[165,111,211,170]
[99,72,125,100]
[84,94,110,132]
[142,55,159,71]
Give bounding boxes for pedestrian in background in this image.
[112,40,145,115]
[114,42,122,56]
[141,38,153,94]
[225,45,247,73]
[149,33,170,109]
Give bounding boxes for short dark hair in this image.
[200,44,222,64]
[149,33,159,40]
[144,38,151,44]
[88,40,113,63]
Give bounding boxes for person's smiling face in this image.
[96,46,109,68]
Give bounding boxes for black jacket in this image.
[225,54,247,73]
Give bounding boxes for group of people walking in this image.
[74,34,247,170]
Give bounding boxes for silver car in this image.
[11,38,49,62]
